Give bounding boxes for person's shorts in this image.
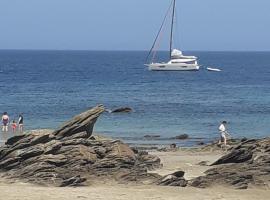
[221,132,226,138]
[220,132,226,141]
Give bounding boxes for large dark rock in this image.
[211,149,253,165]
[111,107,133,113]
[0,105,162,187]
[191,138,270,189]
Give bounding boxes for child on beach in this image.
[2,112,9,132]
[11,120,17,133]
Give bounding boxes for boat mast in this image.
[169,0,176,59]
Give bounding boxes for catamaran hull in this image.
[145,63,200,71]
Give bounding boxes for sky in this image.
[0,0,270,51]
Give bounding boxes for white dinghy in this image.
[207,67,222,72]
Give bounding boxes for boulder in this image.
[157,171,187,187]
[111,107,133,113]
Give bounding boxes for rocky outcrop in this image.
[0,105,162,187]
[190,138,270,189]
[52,105,105,139]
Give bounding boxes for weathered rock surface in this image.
[52,105,105,139]
[0,105,162,187]
[190,138,270,189]
[157,171,187,187]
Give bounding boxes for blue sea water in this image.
[0,50,269,145]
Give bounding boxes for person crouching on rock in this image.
[218,121,228,146]
[2,112,9,132]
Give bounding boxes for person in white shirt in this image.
[218,121,228,146]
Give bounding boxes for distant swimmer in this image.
[2,112,9,132]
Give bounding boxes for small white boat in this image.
[207,67,222,72]
[145,0,199,71]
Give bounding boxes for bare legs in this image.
[218,134,227,146]
[19,124,24,133]
[2,125,8,132]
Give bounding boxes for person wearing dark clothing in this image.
[18,114,24,133]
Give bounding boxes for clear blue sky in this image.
[0,0,269,51]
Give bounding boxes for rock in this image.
[171,171,185,177]
[196,141,205,146]
[111,107,132,113]
[0,157,21,170]
[171,134,189,140]
[5,135,27,146]
[138,154,161,170]
[16,145,45,160]
[211,149,253,165]
[157,171,187,187]
[144,135,160,139]
[191,138,270,189]
[0,105,162,187]
[197,161,209,166]
[52,105,105,139]
[60,175,87,187]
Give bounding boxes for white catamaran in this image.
[145,0,199,71]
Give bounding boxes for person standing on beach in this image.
[2,112,9,132]
[218,121,228,146]
[18,114,24,133]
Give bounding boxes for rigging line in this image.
[169,0,176,59]
[145,0,174,63]
[151,23,166,63]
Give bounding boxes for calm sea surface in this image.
[0,50,269,145]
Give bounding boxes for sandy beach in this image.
[0,148,269,200]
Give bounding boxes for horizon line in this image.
[0,48,270,52]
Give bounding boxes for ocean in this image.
[0,50,269,146]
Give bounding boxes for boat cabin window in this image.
[171,61,196,64]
